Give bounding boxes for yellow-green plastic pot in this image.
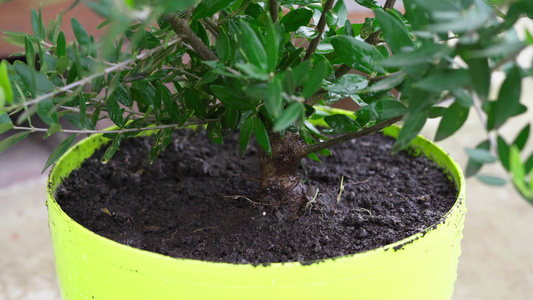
[47,125,466,300]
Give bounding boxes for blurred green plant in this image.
[1,0,533,207]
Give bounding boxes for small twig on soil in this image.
[336,176,345,203]
[193,226,218,233]
[219,194,274,206]
[357,207,372,216]
[305,188,320,211]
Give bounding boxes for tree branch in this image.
[364,0,396,45]
[305,116,403,154]
[304,0,335,61]
[384,0,397,9]
[165,14,218,61]
[269,0,279,23]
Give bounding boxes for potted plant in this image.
[1,0,532,299]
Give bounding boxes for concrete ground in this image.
[1,1,533,300]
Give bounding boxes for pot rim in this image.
[46,124,466,268]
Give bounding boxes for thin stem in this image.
[305,116,402,154]
[384,0,397,9]
[12,119,217,135]
[18,38,181,108]
[269,0,279,22]
[304,0,335,61]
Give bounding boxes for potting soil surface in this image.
[56,130,457,264]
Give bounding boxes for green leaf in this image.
[266,77,283,118]
[37,98,59,125]
[254,117,272,156]
[414,69,470,93]
[513,124,530,151]
[497,136,510,170]
[14,61,55,94]
[355,99,407,123]
[451,89,473,108]
[265,18,280,72]
[0,132,30,154]
[106,92,125,127]
[112,83,132,107]
[352,0,379,9]
[192,0,236,20]
[327,74,368,95]
[465,140,490,177]
[378,44,451,68]
[434,101,469,141]
[331,36,384,74]
[477,175,507,186]
[324,114,360,133]
[212,85,256,110]
[238,20,267,71]
[25,35,36,68]
[0,60,13,105]
[274,102,304,132]
[101,135,123,163]
[0,113,14,134]
[392,112,427,152]
[42,134,76,173]
[239,116,255,156]
[367,72,406,92]
[302,61,327,98]
[465,148,498,164]
[207,122,223,144]
[184,88,207,119]
[215,30,231,62]
[44,123,62,139]
[487,66,522,130]
[71,18,90,47]
[374,8,413,54]
[281,8,313,32]
[465,58,490,102]
[510,146,533,202]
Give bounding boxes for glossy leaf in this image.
[331,36,384,74]
[238,116,255,156]
[280,8,313,32]
[25,36,35,68]
[324,114,360,133]
[326,74,368,95]
[374,9,413,54]
[354,0,380,9]
[356,99,407,123]
[0,132,30,154]
[367,72,406,92]
[435,101,469,141]
[378,44,451,68]
[254,118,272,157]
[57,31,66,57]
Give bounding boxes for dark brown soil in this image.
[56,130,457,265]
